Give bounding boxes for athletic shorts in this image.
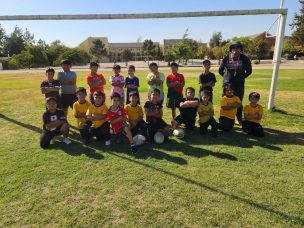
[61,93,77,109]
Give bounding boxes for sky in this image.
[0,0,300,47]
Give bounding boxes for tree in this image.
[56,48,91,65]
[9,51,34,69]
[164,50,175,65]
[212,47,224,60]
[25,45,49,67]
[141,39,156,63]
[172,38,198,64]
[3,26,25,56]
[209,32,222,48]
[155,45,164,63]
[197,45,212,59]
[121,49,133,65]
[47,40,69,66]
[90,39,107,62]
[290,0,304,46]
[0,24,5,56]
[252,37,269,60]
[282,38,304,56]
[23,28,35,46]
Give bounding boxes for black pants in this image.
[40,128,61,149]
[199,117,218,135]
[131,119,148,138]
[218,116,235,132]
[175,115,196,130]
[223,85,244,123]
[82,122,110,142]
[147,119,168,141]
[242,121,264,137]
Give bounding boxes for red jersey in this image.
[107,106,126,134]
[167,73,185,95]
[86,73,105,94]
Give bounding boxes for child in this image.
[144,88,170,142]
[166,62,185,119]
[171,87,199,134]
[218,84,241,131]
[57,59,77,117]
[109,65,125,106]
[108,92,137,154]
[147,62,165,103]
[73,87,91,143]
[242,92,264,137]
[125,65,140,105]
[86,91,110,145]
[86,62,106,104]
[199,59,217,103]
[198,89,218,137]
[40,97,71,148]
[125,91,148,138]
[40,68,61,108]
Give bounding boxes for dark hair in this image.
[46,68,55,74]
[186,87,195,93]
[149,62,158,68]
[90,62,99,67]
[60,59,72,65]
[129,91,139,98]
[93,90,105,98]
[202,59,211,65]
[200,89,212,97]
[128,65,135,71]
[249,92,260,100]
[45,97,57,103]
[111,92,121,100]
[151,88,160,95]
[112,64,121,70]
[76,87,87,95]
[223,83,234,93]
[170,62,179,67]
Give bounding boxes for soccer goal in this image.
[0,8,288,110]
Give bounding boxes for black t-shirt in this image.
[199,72,217,91]
[40,80,61,98]
[180,98,199,119]
[144,101,162,123]
[42,109,66,130]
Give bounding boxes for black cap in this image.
[60,59,72,65]
[229,41,243,52]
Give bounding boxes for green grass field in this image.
[0,68,303,227]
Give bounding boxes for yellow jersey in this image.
[197,102,213,123]
[73,100,90,129]
[244,104,263,123]
[220,95,241,120]
[125,104,143,122]
[86,104,108,128]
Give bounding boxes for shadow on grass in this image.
[106,151,304,226]
[272,108,304,118]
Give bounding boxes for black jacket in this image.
[219,54,252,87]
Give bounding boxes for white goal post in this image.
[0,8,288,110]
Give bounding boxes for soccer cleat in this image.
[62,137,72,145]
[130,145,137,154]
[105,140,111,146]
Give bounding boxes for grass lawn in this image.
[0,68,303,227]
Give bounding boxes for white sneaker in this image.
[62,137,72,145]
[242,131,249,135]
[105,140,111,146]
[50,139,55,144]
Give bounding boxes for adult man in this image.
[219,41,252,125]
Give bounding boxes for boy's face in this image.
[149,65,158,74]
[186,89,195,99]
[94,95,104,106]
[128,68,135,76]
[76,91,86,102]
[130,95,138,105]
[231,47,241,56]
[114,69,120,75]
[203,63,210,71]
[171,66,178,74]
[151,92,159,102]
[62,64,71,72]
[250,97,259,105]
[46,71,54,81]
[201,92,210,102]
[46,100,57,111]
[90,66,98,74]
[111,97,120,107]
[225,87,234,97]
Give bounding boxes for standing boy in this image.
[125,65,140,105]
[109,65,125,106]
[57,59,77,117]
[147,62,165,103]
[166,62,185,119]
[199,59,217,103]
[40,68,61,108]
[86,62,106,104]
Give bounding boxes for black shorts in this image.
[149,118,168,130]
[61,93,77,109]
[166,94,183,109]
[175,115,196,130]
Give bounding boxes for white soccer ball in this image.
[154,131,165,144]
[173,128,185,138]
[133,134,146,146]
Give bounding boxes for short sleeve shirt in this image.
[180,98,199,119]
[198,102,214,123]
[125,104,143,122]
[109,75,125,97]
[167,73,185,96]
[40,80,61,98]
[73,100,90,128]
[244,104,263,123]
[57,71,77,94]
[199,72,217,91]
[107,106,126,134]
[147,72,165,94]
[42,109,66,131]
[220,95,241,120]
[86,73,105,94]
[86,104,108,128]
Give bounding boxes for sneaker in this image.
[105,140,111,146]
[50,139,55,144]
[242,130,249,135]
[62,137,72,145]
[130,145,137,154]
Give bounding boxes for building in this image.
[248,32,276,49]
